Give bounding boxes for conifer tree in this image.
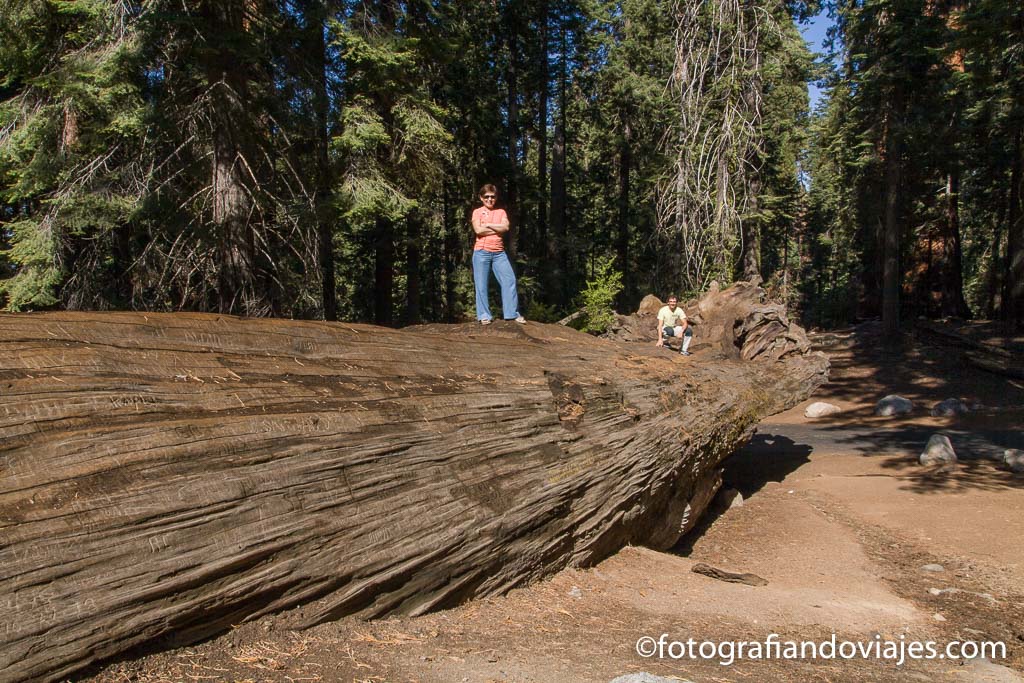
[0,0,147,310]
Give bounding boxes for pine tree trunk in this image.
[550,26,567,305]
[536,0,550,295]
[739,4,762,284]
[374,216,394,326]
[673,130,687,289]
[740,184,761,282]
[1007,128,1024,327]
[203,0,257,315]
[942,167,971,318]
[504,19,520,261]
[617,116,631,301]
[443,182,458,322]
[405,212,421,325]
[882,95,903,339]
[310,4,337,321]
[987,190,1008,318]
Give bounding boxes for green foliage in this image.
[579,255,623,334]
[0,0,147,310]
[525,300,561,324]
[0,0,886,326]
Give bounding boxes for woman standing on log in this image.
[470,184,526,325]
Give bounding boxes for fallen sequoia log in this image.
[0,282,827,682]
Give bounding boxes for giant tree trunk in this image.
[0,283,827,682]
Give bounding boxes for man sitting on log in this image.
[655,295,693,356]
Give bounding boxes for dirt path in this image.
[85,324,1024,683]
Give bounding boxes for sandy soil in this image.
[82,323,1024,683]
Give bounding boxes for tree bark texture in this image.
[504,11,520,262]
[882,97,903,339]
[0,287,827,681]
[549,24,568,304]
[405,212,422,325]
[536,0,549,265]
[941,168,971,318]
[202,0,257,315]
[1007,129,1024,326]
[309,3,337,322]
[617,116,632,301]
[374,215,394,326]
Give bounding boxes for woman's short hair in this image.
[478,183,498,197]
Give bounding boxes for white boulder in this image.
[805,401,842,418]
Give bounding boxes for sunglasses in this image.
[483,195,496,199]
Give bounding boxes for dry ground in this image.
[82,323,1024,683]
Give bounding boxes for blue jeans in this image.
[472,249,520,321]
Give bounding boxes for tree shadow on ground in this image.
[675,433,812,556]
[808,321,1024,419]
[820,424,1023,460]
[721,433,814,497]
[875,456,1024,494]
[817,424,1024,494]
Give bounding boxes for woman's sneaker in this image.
[514,315,526,324]
[480,319,492,325]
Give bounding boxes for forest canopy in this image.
[0,0,1021,332]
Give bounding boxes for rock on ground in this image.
[610,674,693,683]
[804,401,842,418]
[875,395,914,416]
[1004,449,1024,473]
[717,487,744,509]
[931,398,970,417]
[920,434,957,465]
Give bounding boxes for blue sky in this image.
[800,12,832,110]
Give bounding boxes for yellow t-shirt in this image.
[657,305,687,327]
